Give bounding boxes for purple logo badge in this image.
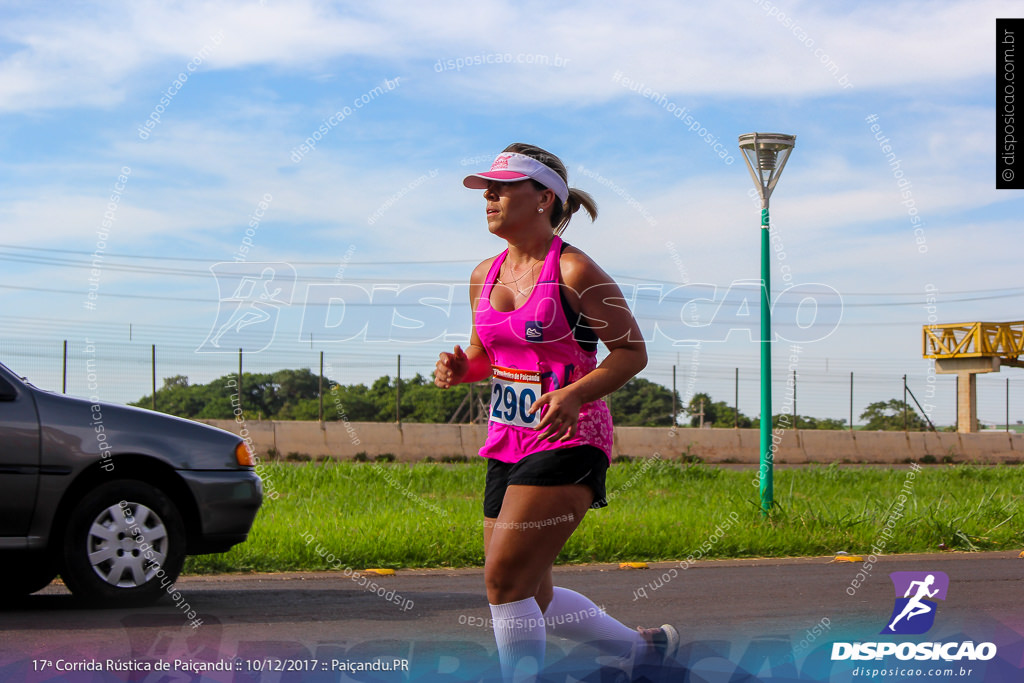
[525,321,544,342]
[882,571,949,635]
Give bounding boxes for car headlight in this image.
[234,441,255,467]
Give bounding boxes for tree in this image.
[321,381,390,422]
[752,414,848,430]
[139,374,224,418]
[310,373,477,423]
[717,404,753,428]
[686,392,753,428]
[686,392,714,427]
[607,378,680,426]
[859,399,929,431]
[131,369,323,420]
[402,374,477,423]
[802,416,848,430]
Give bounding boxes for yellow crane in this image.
[922,321,1024,432]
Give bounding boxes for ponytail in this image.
[554,187,598,235]
[501,142,598,235]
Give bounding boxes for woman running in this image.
[435,143,679,681]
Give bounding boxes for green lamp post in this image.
[738,132,796,516]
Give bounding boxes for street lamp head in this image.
[739,132,796,207]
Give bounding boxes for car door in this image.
[0,370,40,538]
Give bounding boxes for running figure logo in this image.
[882,571,949,635]
[197,262,296,353]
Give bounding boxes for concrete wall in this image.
[200,420,1024,464]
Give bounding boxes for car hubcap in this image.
[86,501,169,588]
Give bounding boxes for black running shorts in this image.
[483,445,610,518]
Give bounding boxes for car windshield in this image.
[0,361,33,387]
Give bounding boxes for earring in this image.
[537,207,544,213]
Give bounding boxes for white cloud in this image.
[0,0,1012,114]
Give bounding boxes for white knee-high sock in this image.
[542,587,646,658]
[490,597,546,682]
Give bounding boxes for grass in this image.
[183,460,1024,574]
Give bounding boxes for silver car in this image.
[0,361,262,605]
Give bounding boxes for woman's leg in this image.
[485,525,553,612]
[542,586,647,656]
[485,482,592,603]
[483,483,674,679]
[487,491,657,655]
[484,483,591,682]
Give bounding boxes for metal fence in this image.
[2,339,1021,431]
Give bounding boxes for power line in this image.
[2,276,1022,311]
[0,243,479,265]
[2,244,1024,300]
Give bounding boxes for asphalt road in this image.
[1,551,1022,682]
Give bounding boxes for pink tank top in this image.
[475,236,614,463]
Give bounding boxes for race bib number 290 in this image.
[489,366,541,429]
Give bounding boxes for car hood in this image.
[32,389,246,471]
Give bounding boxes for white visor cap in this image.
[463,152,569,205]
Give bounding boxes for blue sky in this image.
[1,0,1021,426]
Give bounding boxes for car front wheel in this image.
[61,480,186,606]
